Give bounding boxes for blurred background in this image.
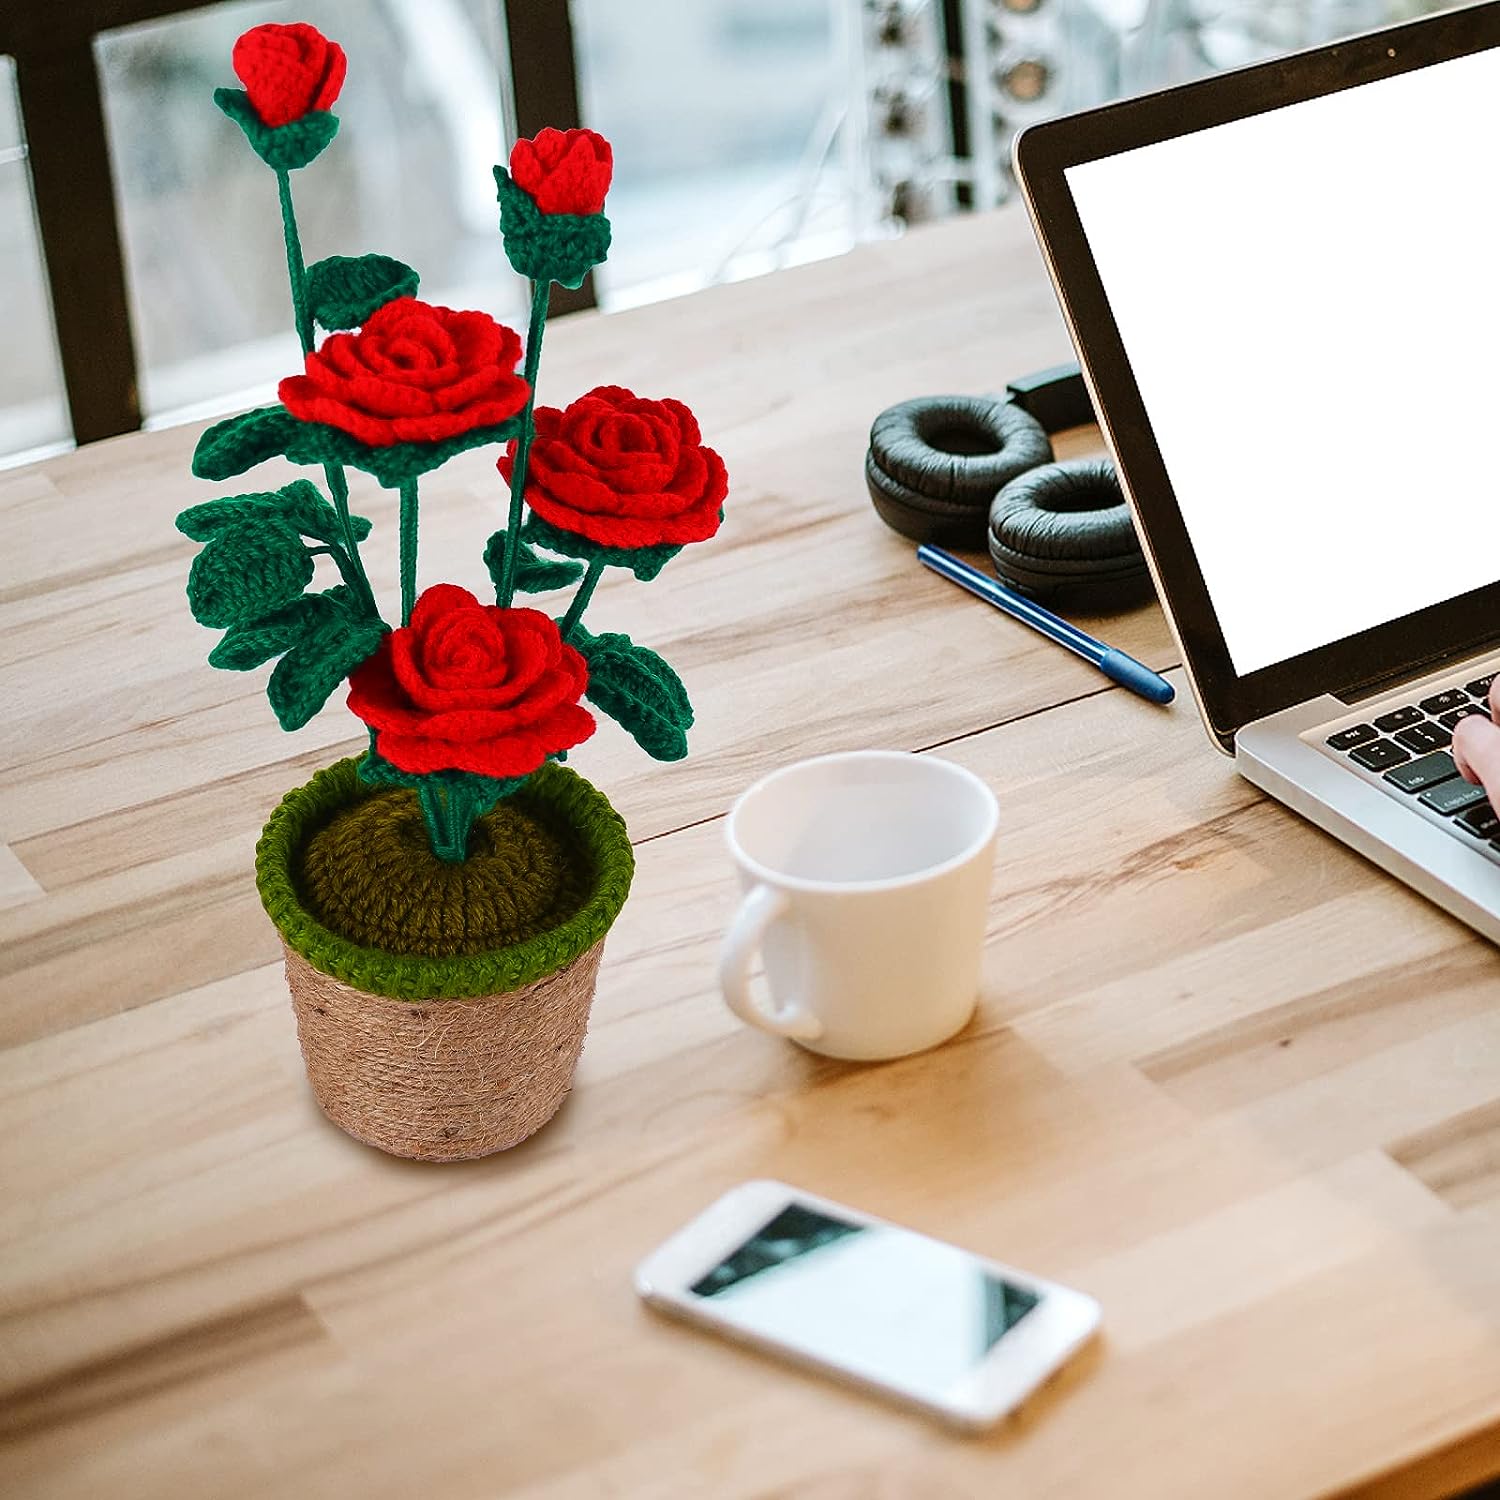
[0,0,1460,466]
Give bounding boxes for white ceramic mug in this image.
[719,751,999,1061]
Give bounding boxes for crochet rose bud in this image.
[233,23,347,129]
[509,128,613,216]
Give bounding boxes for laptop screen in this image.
[1064,44,1500,678]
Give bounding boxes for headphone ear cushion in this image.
[871,395,1053,499]
[866,395,1052,546]
[863,448,985,545]
[988,457,1155,608]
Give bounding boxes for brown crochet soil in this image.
[294,786,595,958]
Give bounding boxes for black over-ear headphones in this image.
[865,363,1153,610]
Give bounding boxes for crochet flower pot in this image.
[257,758,633,1159]
[175,25,727,1160]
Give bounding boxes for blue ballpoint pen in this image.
[916,544,1175,706]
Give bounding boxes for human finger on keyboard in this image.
[1453,710,1500,798]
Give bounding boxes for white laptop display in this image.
[1014,2,1500,940]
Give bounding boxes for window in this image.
[572,0,864,306]
[0,0,1470,462]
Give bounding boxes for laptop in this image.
[1014,2,1500,943]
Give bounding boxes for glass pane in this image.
[572,0,870,307]
[97,0,520,429]
[0,57,73,466]
[972,0,1465,204]
[1108,0,1462,92]
[0,55,20,153]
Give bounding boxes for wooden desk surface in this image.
[3,205,1499,1500]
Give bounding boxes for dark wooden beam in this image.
[16,42,141,443]
[504,0,595,315]
[0,2,219,56]
[942,0,974,209]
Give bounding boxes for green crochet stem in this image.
[277,168,315,355]
[399,477,420,624]
[274,167,378,619]
[559,556,604,639]
[498,278,551,607]
[418,778,493,863]
[323,463,378,618]
[305,544,360,593]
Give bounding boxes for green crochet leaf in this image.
[208,586,359,671]
[572,625,693,762]
[193,403,522,488]
[494,168,611,290]
[214,88,339,171]
[522,514,681,583]
[358,741,530,805]
[483,528,585,597]
[193,406,303,482]
[177,479,371,547]
[291,416,525,487]
[187,516,314,630]
[306,253,420,329]
[267,607,390,732]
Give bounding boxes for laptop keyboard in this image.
[1319,672,1498,858]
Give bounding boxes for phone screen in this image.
[688,1202,1040,1399]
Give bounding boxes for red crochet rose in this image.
[499,386,727,550]
[348,585,594,778]
[232,23,346,129]
[509,128,613,216]
[278,298,529,447]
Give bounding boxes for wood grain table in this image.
[4,204,1500,1500]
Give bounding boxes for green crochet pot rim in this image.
[256,757,635,1002]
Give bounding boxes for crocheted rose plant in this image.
[178,23,726,864]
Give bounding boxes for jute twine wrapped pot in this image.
[257,757,634,1160]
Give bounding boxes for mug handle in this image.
[718,884,824,1042]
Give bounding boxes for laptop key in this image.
[1326,723,1378,751]
[1373,706,1423,732]
[1467,674,1496,700]
[1381,748,1453,788]
[1420,778,1487,816]
[1419,688,1471,715]
[1350,739,1411,771]
[1456,802,1500,839]
[1439,706,1489,730]
[1348,738,1410,771]
[1396,722,1452,752]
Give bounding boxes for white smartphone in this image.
[635,1180,1101,1433]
